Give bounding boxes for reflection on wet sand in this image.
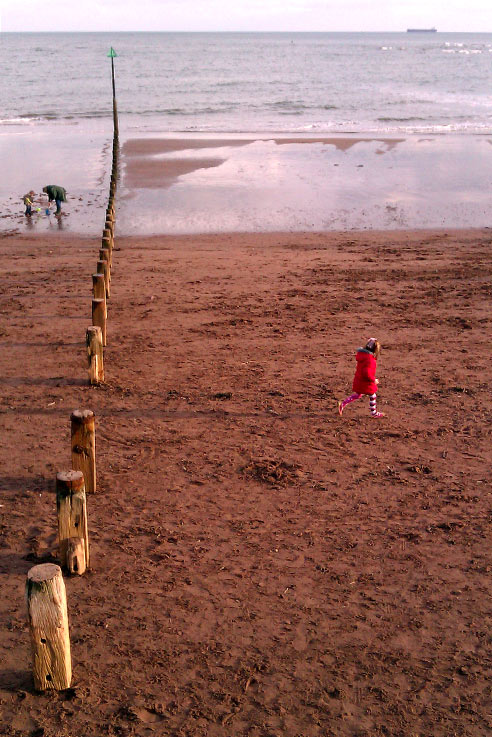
[118,134,492,234]
[122,136,406,191]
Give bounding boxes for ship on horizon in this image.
[407,27,437,32]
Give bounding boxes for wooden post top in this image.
[70,409,95,422]
[56,470,85,492]
[87,325,103,337]
[56,469,84,481]
[27,563,62,584]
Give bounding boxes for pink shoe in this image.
[338,400,343,416]
[371,411,386,418]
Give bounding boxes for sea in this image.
[2,31,492,134]
[2,32,492,233]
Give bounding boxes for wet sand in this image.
[1,227,491,736]
[118,133,492,233]
[122,135,405,188]
[3,128,492,235]
[0,122,112,236]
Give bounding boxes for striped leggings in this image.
[339,392,382,417]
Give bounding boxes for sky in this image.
[1,0,491,33]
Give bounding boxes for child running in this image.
[338,337,385,418]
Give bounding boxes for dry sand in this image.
[0,227,491,736]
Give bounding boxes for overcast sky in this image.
[1,0,491,33]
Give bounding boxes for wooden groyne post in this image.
[108,46,119,141]
[26,564,71,690]
[84,47,118,384]
[70,409,96,493]
[96,258,110,300]
[86,325,104,384]
[92,296,107,345]
[92,272,107,308]
[56,470,90,574]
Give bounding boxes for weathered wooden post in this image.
[100,246,111,270]
[92,273,107,322]
[92,296,106,345]
[102,235,113,257]
[66,538,86,576]
[56,470,89,574]
[86,326,104,385]
[26,563,71,691]
[71,409,96,493]
[92,272,106,302]
[96,260,110,300]
[103,227,114,246]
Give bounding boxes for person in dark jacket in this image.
[338,338,385,418]
[42,185,67,215]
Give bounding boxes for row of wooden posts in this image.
[25,106,120,690]
[26,410,96,690]
[86,124,119,384]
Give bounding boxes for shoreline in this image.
[3,224,491,246]
[2,128,492,236]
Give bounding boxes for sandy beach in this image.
[1,225,491,736]
[3,26,492,737]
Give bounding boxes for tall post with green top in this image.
[107,47,119,141]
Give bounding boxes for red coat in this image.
[352,349,378,394]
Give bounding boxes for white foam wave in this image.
[0,117,36,125]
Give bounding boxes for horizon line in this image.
[2,29,491,34]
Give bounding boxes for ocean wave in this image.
[267,100,310,110]
[136,105,240,116]
[377,116,429,122]
[177,118,492,135]
[2,112,490,136]
[0,117,36,125]
[265,101,339,113]
[0,112,108,125]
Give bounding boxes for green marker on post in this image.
[107,47,118,99]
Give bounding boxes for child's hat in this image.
[29,190,35,195]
